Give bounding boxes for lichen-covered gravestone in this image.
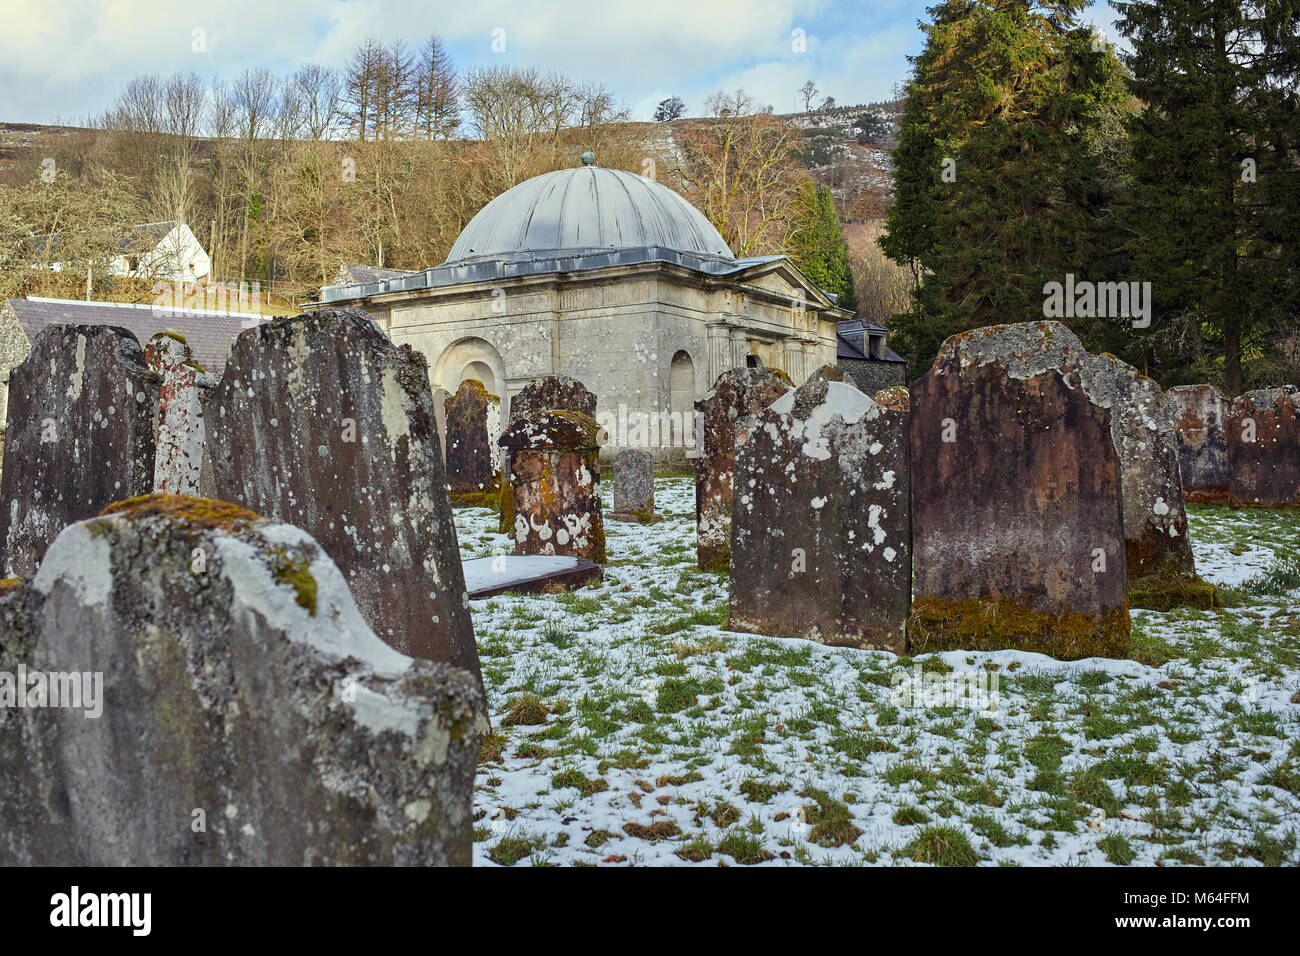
[0,325,157,578]
[609,448,658,522]
[1168,385,1230,503]
[1228,386,1300,508]
[145,332,216,497]
[500,410,606,562]
[730,376,910,651]
[204,308,482,698]
[444,379,501,504]
[509,375,597,421]
[500,375,597,532]
[695,367,793,571]
[1078,353,1211,609]
[0,496,482,866]
[908,321,1131,658]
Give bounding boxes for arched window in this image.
[669,350,695,451]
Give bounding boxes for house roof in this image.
[331,263,418,286]
[6,297,269,375]
[836,329,905,364]
[15,220,188,262]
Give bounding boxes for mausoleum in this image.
[318,155,849,460]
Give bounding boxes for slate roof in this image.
[6,297,269,375]
[331,263,418,287]
[318,245,788,303]
[836,328,905,364]
[17,221,183,262]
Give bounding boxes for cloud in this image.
[12,0,1107,125]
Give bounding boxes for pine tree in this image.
[1115,0,1300,394]
[790,179,858,312]
[880,0,1133,372]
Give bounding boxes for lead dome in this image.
[445,164,734,263]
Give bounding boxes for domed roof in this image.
[445,164,733,263]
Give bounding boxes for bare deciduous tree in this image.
[676,89,802,256]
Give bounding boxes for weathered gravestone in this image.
[204,308,482,698]
[909,321,1131,658]
[510,375,597,421]
[444,379,501,504]
[431,386,450,466]
[145,332,216,497]
[1078,353,1212,609]
[695,367,793,572]
[500,410,606,563]
[0,496,482,866]
[1228,386,1300,508]
[0,325,157,578]
[499,375,598,532]
[608,448,658,522]
[874,385,910,413]
[1168,385,1230,503]
[730,376,910,651]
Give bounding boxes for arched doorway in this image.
[669,350,695,453]
[432,336,509,404]
[460,360,497,396]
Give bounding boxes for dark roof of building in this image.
[318,245,790,303]
[836,329,906,364]
[331,263,418,287]
[837,317,891,334]
[6,297,269,375]
[17,221,185,262]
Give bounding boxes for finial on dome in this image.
[580,151,596,166]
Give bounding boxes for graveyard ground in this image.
[457,478,1300,867]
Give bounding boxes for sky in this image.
[0,0,1123,126]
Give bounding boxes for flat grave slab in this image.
[463,554,603,598]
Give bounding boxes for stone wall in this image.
[838,357,906,396]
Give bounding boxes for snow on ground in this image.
[456,478,1300,867]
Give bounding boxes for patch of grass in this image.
[1096,753,1167,787]
[489,832,546,866]
[716,829,773,864]
[550,767,609,797]
[900,826,979,866]
[502,693,550,726]
[540,620,575,649]
[1024,733,1070,773]
[1097,834,1136,865]
[830,732,899,760]
[622,821,681,841]
[801,788,862,848]
[739,779,788,804]
[893,806,931,826]
[968,813,1029,848]
[675,835,714,862]
[1243,554,1300,596]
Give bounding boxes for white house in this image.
[32,220,211,284]
[111,221,211,283]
